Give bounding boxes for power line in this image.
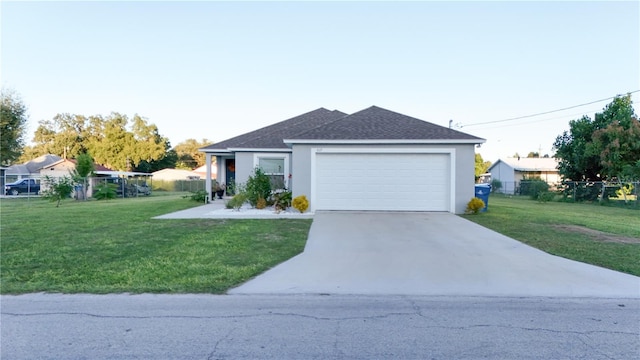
[461,90,640,128]
[473,107,605,131]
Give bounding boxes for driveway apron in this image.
[229,212,640,297]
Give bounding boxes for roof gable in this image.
[201,108,347,151]
[288,106,484,142]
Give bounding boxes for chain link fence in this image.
[151,179,206,193]
[493,180,639,207]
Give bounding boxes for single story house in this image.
[487,157,560,194]
[192,164,216,179]
[5,154,63,182]
[39,158,151,197]
[200,106,485,214]
[152,168,202,181]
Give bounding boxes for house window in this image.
[258,157,286,189]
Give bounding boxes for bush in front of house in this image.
[273,191,292,212]
[226,192,248,211]
[245,167,272,207]
[292,195,309,213]
[466,197,485,214]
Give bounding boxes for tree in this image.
[173,138,212,169]
[73,152,95,200]
[474,153,491,179]
[0,89,28,165]
[526,152,539,158]
[23,112,172,171]
[591,116,640,180]
[41,175,75,207]
[553,94,638,181]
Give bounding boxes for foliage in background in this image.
[0,88,28,165]
[184,189,208,203]
[94,183,117,200]
[536,191,556,202]
[292,195,309,213]
[72,152,95,200]
[465,197,486,214]
[519,178,550,199]
[245,167,273,207]
[173,138,211,169]
[20,112,171,171]
[553,94,638,183]
[490,179,502,193]
[474,153,491,180]
[41,175,75,207]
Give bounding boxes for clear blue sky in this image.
[2,0,639,162]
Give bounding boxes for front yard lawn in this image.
[1,195,311,294]
[463,195,640,276]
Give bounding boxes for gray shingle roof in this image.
[201,108,347,150]
[290,106,484,141]
[201,106,484,152]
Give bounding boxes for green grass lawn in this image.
[1,194,311,294]
[463,195,640,276]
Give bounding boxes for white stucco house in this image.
[200,106,485,214]
[487,157,560,194]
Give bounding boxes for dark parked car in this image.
[5,178,41,195]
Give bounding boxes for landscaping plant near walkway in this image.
[463,195,640,276]
[0,195,311,294]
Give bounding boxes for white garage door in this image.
[315,153,450,211]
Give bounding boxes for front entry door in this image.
[225,159,236,195]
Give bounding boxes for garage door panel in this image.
[315,153,450,211]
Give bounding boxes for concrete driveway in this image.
[229,212,639,297]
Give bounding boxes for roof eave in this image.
[283,138,486,145]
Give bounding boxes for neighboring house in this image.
[151,168,202,181]
[5,154,63,182]
[39,158,121,196]
[200,106,485,214]
[192,164,216,179]
[487,157,560,194]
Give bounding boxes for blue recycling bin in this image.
[474,184,491,212]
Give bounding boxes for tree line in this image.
[553,94,639,182]
[2,88,638,181]
[1,88,211,171]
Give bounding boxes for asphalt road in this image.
[2,294,638,359]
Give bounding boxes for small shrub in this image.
[94,183,117,200]
[292,195,309,213]
[183,189,207,202]
[245,167,272,207]
[490,179,502,193]
[273,191,292,212]
[256,197,267,209]
[227,192,248,211]
[520,179,549,200]
[537,191,555,203]
[466,197,485,214]
[41,175,75,207]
